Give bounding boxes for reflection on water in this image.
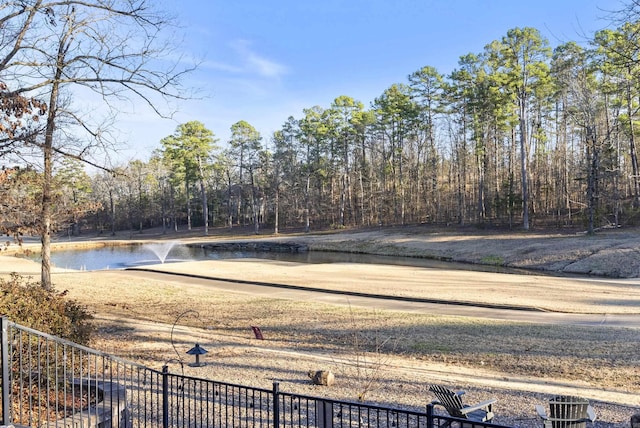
[29,243,529,274]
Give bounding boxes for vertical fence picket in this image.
[1,317,9,425]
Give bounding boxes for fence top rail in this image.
[277,389,428,417]
[7,319,156,373]
[164,370,273,395]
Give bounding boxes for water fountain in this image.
[142,241,180,264]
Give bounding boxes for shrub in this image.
[0,273,93,344]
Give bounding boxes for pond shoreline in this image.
[4,224,640,278]
[9,239,565,277]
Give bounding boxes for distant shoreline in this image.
[4,224,640,278]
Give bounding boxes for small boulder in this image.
[631,414,640,428]
[308,370,335,386]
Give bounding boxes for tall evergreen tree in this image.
[228,120,263,231]
[492,27,552,229]
[594,23,640,208]
[161,121,217,235]
[326,96,365,226]
[409,66,445,222]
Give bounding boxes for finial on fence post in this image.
[272,382,281,428]
[426,403,434,428]
[162,365,169,428]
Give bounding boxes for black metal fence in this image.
[0,317,513,428]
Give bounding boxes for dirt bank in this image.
[280,226,640,278]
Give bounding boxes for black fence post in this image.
[1,316,9,426]
[273,382,280,428]
[316,400,333,428]
[426,403,435,428]
[162,365,169,428]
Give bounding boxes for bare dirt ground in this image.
[2,225,640,427]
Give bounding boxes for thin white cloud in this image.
[200,59,245,73]
[183,39,287,80]
[230,39,288,79]
[245,51,287,78]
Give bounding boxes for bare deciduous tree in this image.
[0,1,194,288]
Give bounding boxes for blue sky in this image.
[114,0,622,164]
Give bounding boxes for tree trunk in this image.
[304,175,311,233]
[359,169,365,226]
[41,80,61,289]
[109,189,116,236]
[586,125,598,235]
[339,173,345,227]
[274,178,279,234]
[519,94,530,230]
[186,179,191,230]
[161,181,167,234]
[200,177,208,235]
[197,156,208,235]
[250,167,259,234]
[171,186,178,232]
[227,171,233,228]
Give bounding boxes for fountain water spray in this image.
[143,241,179,263]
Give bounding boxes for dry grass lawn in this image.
[44,268,637,391]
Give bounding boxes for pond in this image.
[33,241,531,275]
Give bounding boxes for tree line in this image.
[73,22,640,236]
